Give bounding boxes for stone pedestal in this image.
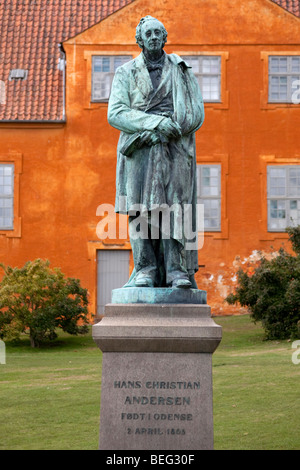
[92,289,222,450]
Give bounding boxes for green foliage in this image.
[226,227,300,340]
[286,225,300,255]
[0,259,90,347]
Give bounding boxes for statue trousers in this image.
[128,213,189,286]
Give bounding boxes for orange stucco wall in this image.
[0,0,299,317]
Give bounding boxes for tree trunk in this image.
[29,330,37,348]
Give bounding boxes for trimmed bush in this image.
[0,259,90,347]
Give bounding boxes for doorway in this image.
[97,250,130,316]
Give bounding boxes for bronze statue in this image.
[108,16,204,289]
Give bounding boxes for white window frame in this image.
[268,56,300,103]
[197,164,221,231]
[91,55,132,102]
[0,163,14,230]
[183,56,221,102]
[267,165,300,231]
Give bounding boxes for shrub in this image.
[226,227,300,340]
[0,259,90,347]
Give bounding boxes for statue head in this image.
[135,16,168,51]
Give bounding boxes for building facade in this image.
[0,0,300,317]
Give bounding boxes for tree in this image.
[226,227,300,340]
[0,259,90,347]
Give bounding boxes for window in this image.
[92,56,132,101]
[197,165,221,231]
[0,164,14,230]
[184,56,221,102]
[8,69,28,81]
[269,56,300,103]
[268,166,300,231]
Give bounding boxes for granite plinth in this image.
[93,304,221,353]
[112,287,207,305]
[99,352,214,450]
[92,302,222,450]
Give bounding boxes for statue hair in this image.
[135,16,168,49]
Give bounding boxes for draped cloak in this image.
[107,52,205,277]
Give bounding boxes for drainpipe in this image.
[58,43,66,122]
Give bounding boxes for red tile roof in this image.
[0,0,299,122]
[271,0,300,17]
[0,0,135,122]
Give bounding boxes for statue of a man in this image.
[108,16,204,289]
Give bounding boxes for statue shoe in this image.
[172,278,192,289]
[135,275,155,288]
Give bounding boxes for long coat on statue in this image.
[107,51,205,281]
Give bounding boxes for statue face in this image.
[140,19,165,54]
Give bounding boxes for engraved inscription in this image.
[114,381,200,390]
[124,396,190,405]
[113,379,201,437]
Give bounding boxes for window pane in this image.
[268,167,286,197]
[4,167,12,176]
[197,165,221,231]
[202,58,211,74]
[202,57,220,74]
[269,180,286,196]
[268,166,300,231]
[0,164,14,230]
[289,199,300,226]
[203,199,220,230]
[92,56,132,101]
[270,57,279,73]
[210,167,219,177]
[202,75,220,101]
[210,57,220,74]
[93,57,110,72]
[269,168,285,178]
[292,57,300,73]
[0,170,13,196]
[288,168,300,197]
[200,166,220,197]
[279,57,288,73]
[271,76,279,85]
[183,56,221,102]
[269,56,300,102]
[290,200,298,210]
[270,57,288,73]
[269,199,287,230]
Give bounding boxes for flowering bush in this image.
[226,227,300,340]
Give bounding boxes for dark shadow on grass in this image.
[4,326,96,351]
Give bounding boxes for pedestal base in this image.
[92,301,222,450]
[112,287,207,305]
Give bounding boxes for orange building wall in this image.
[0,0,299,317]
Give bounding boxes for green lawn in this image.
[213,315,300,450]
[0,314,299,450]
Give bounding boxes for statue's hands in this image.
[138,119,181,148]
[139,130,161,147]
[157,118,182,140]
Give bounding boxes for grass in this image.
[0,314,299,450]
[212,315,300,450]
[0,333,102,450]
